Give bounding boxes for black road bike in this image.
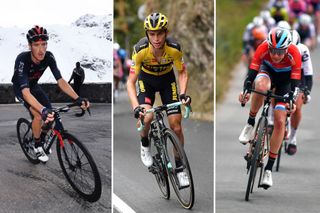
[138,101,195,209]
[241,86,297,201]
[16,103,102,202]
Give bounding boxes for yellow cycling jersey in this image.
[130,37,185,76]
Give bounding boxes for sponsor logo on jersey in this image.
[145,97,152,104]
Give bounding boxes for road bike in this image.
[138,101,195,209]
[16,103,102,202]
[241,86,297,201]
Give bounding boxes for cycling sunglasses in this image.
[269,47,287,55]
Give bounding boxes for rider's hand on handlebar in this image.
[239,92,250,105]
[179,94,192,105]
[75,97,90,110]
[41,107,55,124]
[134,106,145,119]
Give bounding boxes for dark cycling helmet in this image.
[267,27,292,49]
[144,12,168,31]
[27,25,49,43]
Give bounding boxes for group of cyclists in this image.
[239,0,315,189]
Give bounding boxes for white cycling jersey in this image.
[297,43,313,76]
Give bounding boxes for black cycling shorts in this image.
[137,70,181,116]
[258,64,291,104]
[14,84,52,110]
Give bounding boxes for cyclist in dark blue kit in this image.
[12,25,89,162]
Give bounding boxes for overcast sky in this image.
[0,0,113,27]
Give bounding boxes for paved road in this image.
[0,103,111,212]
[114,92,213,212]
[216,48,320,212]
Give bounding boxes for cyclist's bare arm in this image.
[22,88,44,113]
[178,68,188,96]
[57,78,89,109]
[127,72,140,110]
[57,78,78,100]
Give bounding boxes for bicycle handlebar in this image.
[137,101,191,132]
[53,103,91,117]
[241,81,299,110]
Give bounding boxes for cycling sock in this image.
[248,111,257,126]
[34,137,42,148]
[141,136,149,147]
[265,153,277,171]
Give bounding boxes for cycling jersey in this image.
[11,51,62,90]
[294,23,316,43]
[131,37,185,115]
[249,41,301,80]
[247,41,302,103]
[130,37,185,76]
[297,43,313,91]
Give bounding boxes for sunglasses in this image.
[269,47,287,55]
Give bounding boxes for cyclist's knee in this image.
[254,80,269,92]
[170,123,182,135]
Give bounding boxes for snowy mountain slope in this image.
[0,14,112,83]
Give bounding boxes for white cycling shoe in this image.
[261,170,273,189]
[177,171,190,187]
[239,124,255,144]
[34,146,49,163]
[140,145,153,167]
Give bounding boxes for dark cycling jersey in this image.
[11,51,62,90]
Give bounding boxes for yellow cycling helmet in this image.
[144,12,168,31]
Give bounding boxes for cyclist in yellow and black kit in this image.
[127,12,191,187]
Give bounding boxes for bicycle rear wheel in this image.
[164,129,194,209]
[16,118,40,164]
[56,132,102,202]
[245,117,267,201]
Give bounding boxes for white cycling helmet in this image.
[114,42,120,51]
[299,13,312,25]
[253,16,264,27]
[260,10,271,21]
[291,30,301,45]
[277,20,291,30]
[267,27,292,49]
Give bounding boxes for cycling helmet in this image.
[291,30,301,45]
[114,42,120,51]
[267,27,292,49]
[26,25,48,43]
[277,20,291,30]
[260,10,271,21]
[144,12,168,31]
[252,16,263,27]
[252,27,267,40]
[299,13,312,25]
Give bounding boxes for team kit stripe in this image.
[277,30,288,48]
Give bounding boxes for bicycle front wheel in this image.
[16,118,40,164]
[164,129,194,209]
[56,132,102,202]
[245,117,267,201]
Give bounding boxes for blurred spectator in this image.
[68,62,85,96]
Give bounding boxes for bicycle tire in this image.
[163,129,194,209]
[275,142,282,172]
[152,150,170,199]
[56,132,102,202]
[16,118,40,164]
[245,117,267,201]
